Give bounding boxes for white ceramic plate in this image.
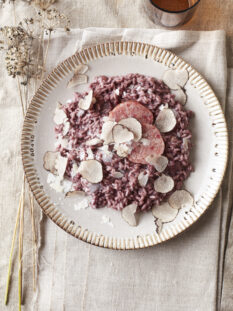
[21,42,228,249]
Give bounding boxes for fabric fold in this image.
[35,28,229,311]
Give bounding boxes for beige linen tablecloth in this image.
[32,28,229,311]
[221,69,233,311]
[0,2,232,311]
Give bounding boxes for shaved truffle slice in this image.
[100,120,116,144]
[168,190,194,210]
[43,151,59,175]
[173,88,187,105]
[146,155,168,173]
[152,202,178,222]
[62,120,70,136]
[67,64,88,88]
[155,218,163,234]
[109,101,153,125]
[174,69,189,88]
[78,90,95,110]
[112,124,134,144]
[86,138,102,146]
[154,174,174,193]
[74,64,88,74]
[138,171,149,187]
[118,118,142,142]
[77,160,103,183]
[53,104,67,125]
[55,155,68,179]
[163,69,189,90]
[66,190,83,197]
[71,162,79,178]
[67,74,88,88]
[155,108,176,133]
[128,124,165,164]
[121,203,138,226]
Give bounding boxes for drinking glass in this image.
[144,0,201,28]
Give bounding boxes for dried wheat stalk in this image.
[0,1,70,309]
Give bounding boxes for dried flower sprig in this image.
[29,190,37,292]
[34,7,70,82]
[1,0,57,8]
[0,23,36,114]
[0,25,31,46]
[1,1,71,309]
[4,180,23,305]
[40,8,71,33]
[18,178,25,311]
[34,0,57,10]
[0,24,38,83]
[0,7,70,88]
[0,0,12,6]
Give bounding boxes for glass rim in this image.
[149,0,201,14]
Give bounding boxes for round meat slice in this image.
[109,101,153,125]
[128,124,165,164]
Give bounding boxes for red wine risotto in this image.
[54,73,194,211]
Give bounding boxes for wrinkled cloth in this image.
[35,28,229,311]
[0,1,232,310]
[220,69,233,311]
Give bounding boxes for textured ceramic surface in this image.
[21,42,228,249]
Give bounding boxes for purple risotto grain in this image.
[55,73,194,211]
